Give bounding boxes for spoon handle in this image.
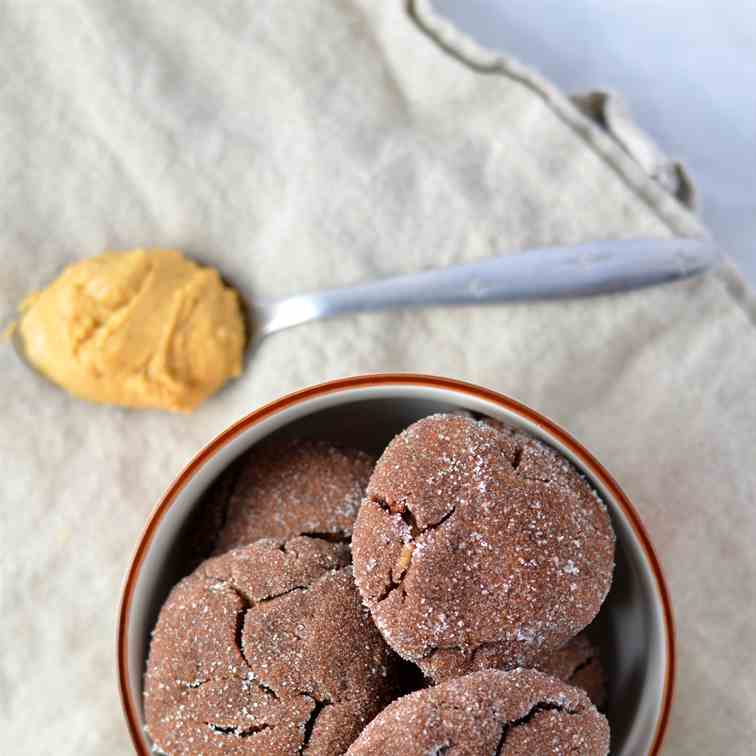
[257,238,720,335]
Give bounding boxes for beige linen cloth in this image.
[1,1,754,753]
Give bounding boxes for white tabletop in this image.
[436,0,756,285]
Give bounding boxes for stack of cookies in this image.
[144,414,615,755]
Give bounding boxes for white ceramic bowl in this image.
[118,374,675,755]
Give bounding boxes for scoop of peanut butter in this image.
[19,249,245,412]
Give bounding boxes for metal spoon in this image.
[13,237,720,376]
[250,237,720,337]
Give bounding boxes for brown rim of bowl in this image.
[117,373,675,756]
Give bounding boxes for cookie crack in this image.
[508,439,557,483]
[493,702,581,754]
[511,444,523,471]
[252,675,280,701]
[494,721,507,755]
[258,585,308,604]
[300,694,332,754]
[229,586,251,666]
[224,583,308,678]
[372,500,457,608]
[374,576,407,605]
[425,505,456,532]
[372,495,456,534]
[398,506,420,537]
[300,531,351,544]
[207,722,272,738]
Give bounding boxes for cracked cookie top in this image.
[351,414,615,682]
[144,536,400,755]
[210,439,375,554]
[346,668,609,755]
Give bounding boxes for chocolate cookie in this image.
[423,628,608,708]
[534,632,607,709]
[144,536,399,755]
[346,668,610,755]
[352,414,615,681]
[211,439,374,554]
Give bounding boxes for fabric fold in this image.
[0,2,754,754]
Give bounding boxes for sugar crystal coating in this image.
[144,536,400,755]
[352,414,615,681]
[210,439,374,553]
[346,668,610,755]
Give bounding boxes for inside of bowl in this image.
[128,394,667,755]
